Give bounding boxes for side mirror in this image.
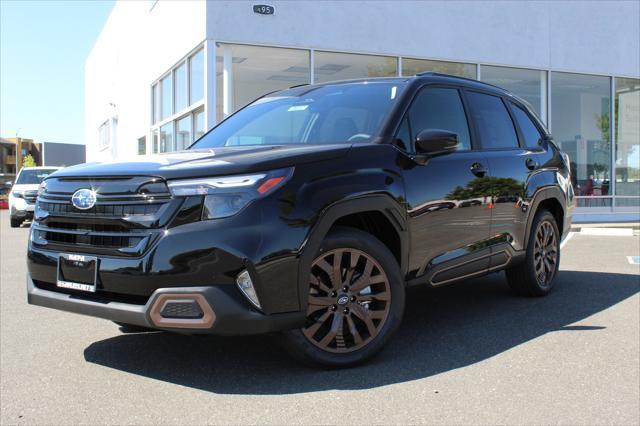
[415,129,459,157]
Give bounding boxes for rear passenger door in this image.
[464,91,551,259]
[398,86,492,285]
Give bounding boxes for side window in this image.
[466,91,519,149]
[511,103,543,148]
[406,87,472,151]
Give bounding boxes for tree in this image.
[446,176,524,200]
[22,154,36,168]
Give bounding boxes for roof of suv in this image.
[289,72,512,98]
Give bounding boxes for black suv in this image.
[27,73,573,367]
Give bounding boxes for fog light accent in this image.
[236,270,262,310]
[148,293,215,329]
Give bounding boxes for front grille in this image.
[24,190,38,204]
[45,221,127,233]
[31,176,176,256]
[38,201,162,217]
[34,229,145,249]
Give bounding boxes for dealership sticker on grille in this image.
[57,254,98,293]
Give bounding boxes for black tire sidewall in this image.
[525,210,561,294]
[282,227,405,368]
[10,216,21,228]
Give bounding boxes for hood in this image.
[51,144,352,180]
[10,184,40,192]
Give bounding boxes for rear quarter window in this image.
[511,103,543,148]
[466,91,519,149]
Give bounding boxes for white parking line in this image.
[580,227,634,236]
[560,231,575,249]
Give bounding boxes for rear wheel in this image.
[506,209,560,296]
[282,228,404,368]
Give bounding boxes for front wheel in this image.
[10,216,22,228]
[282,228,405,368]
[506,209,560,297]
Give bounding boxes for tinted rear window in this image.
[511,103,543,148]
[466,92,519,149]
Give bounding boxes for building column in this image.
[110,117,118,159]
[204,39,217,130]
[610,76,616,209]
[540,70,548,126]
[222,45,233,118]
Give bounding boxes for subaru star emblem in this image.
[337,295,349,305]
[71,189,97,210]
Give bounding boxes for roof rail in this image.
[288,83,310,89]
[415,71,508,92]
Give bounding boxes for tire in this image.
[281,227,405,368]
[506,209,560,297]
[10,217,22,228]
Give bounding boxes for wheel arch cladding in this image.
[524,187,566,248]
[297,195,409,309]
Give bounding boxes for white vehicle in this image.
[9,167,60,228]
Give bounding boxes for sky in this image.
[1,0,115,144]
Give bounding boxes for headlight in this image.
[167,168,293,219]
[10,190,24,199]
[38,181,47,196]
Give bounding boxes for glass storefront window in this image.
[174,62,187,113]
[160,74,172,120]
[160,122,173,152]
[193,109,205,141]
[152,130,159,154]
[189,49,204,104]
[175,115,192,151]
[481,65,547,122]
[152,83,160,124]
[402,58,476,80]
[314,51,397,84]
[137,137,146,155]
[216,43,310,122]
[551,72,611,207]
[615,77,640,207]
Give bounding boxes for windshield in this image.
[192,81,406,149]
[16,169,57,185]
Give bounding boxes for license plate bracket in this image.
[57,254,98,293]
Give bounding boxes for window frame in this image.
[462,88,522,151]
[188,48,204,105]
[98,120,111,151]
[392,83,479,154]
[150,44,207,153]
[173,61,188,115]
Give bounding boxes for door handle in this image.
[525,158,538,171]
[470,162,488,178]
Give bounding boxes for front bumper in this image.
[10,205,34,219]
[27,273,305,335]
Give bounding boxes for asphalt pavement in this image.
[1,210,638,425]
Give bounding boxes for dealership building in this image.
[86,0,639,220]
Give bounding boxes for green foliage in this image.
[22,154,36,168]
[594,112,610,143]
[446,176,524,200]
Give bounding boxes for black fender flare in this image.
[523,185,567,248]
[296,194,409,309]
